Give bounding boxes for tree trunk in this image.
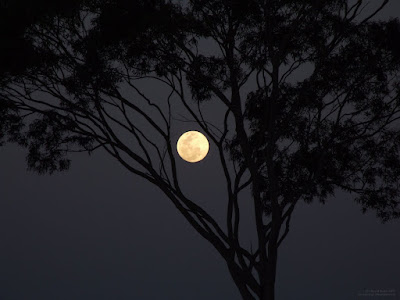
[263,274,276,300]
[261,221,280,300]
[261,254,278,300]
[227,263,257,300]
[226,252,279,300]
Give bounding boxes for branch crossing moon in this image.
[177,131,209,163]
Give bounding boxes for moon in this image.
[177,131,210,163]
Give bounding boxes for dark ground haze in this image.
[1,2,400,300]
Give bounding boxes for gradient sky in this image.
[1,2,400,300]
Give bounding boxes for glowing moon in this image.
[177,131,209,163]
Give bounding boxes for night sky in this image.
[1,2,400,300]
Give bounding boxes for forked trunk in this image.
[228,252,278,300]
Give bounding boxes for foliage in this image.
[1,1,400,299]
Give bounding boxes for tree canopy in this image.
[1,1,400,299]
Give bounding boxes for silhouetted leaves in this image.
[2,2,400,298]
[0,0,84,77]
[1,0,400,221]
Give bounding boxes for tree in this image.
[1,0,400,299]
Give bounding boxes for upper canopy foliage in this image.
[1,0,400,222]
[2,2,400,298]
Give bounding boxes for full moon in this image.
[177,131,209,163]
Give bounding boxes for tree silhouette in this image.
[1,1,400,299]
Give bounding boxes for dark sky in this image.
[1,2,400,300]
